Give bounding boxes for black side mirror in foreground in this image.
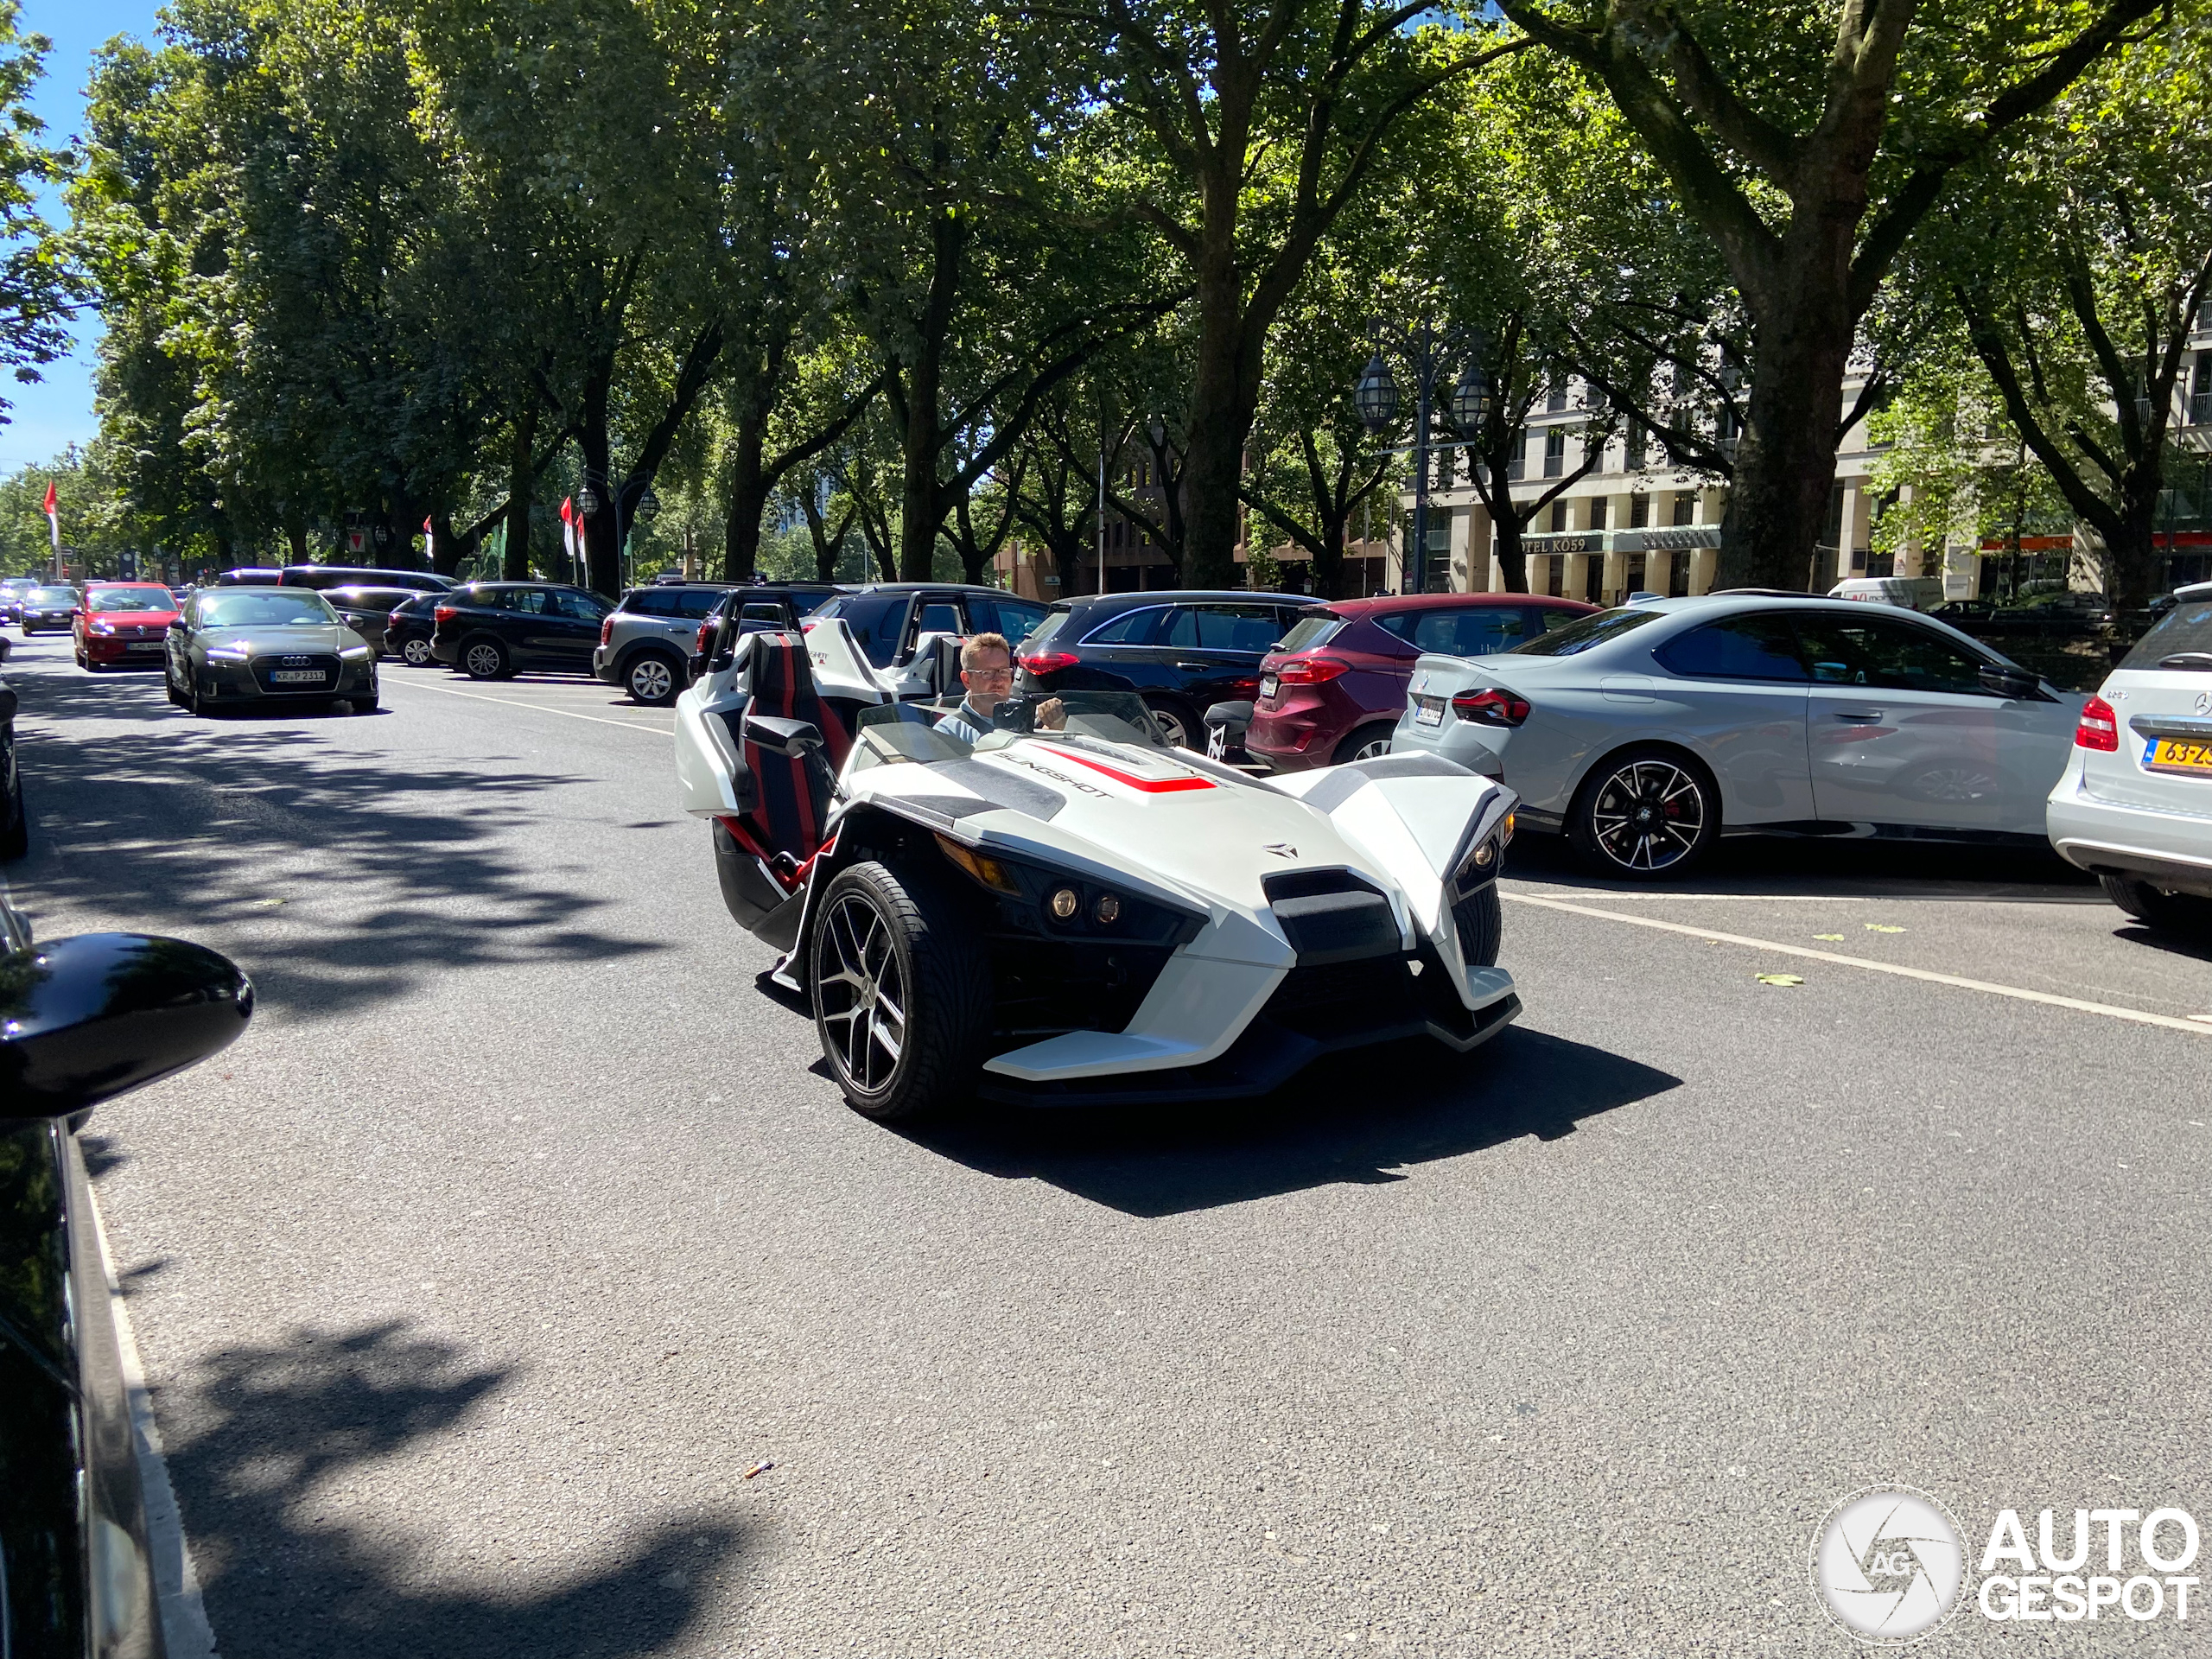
[1978,664,2044,701]
[1,931,253,1120]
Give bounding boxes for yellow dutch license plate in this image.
[2145,738,2212,776]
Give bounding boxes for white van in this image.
[1827,575,1944,611]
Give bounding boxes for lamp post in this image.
[1356,323,1490,595]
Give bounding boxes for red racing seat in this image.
[734,632,849,874]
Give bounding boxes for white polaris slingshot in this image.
[671,619,1522,1119]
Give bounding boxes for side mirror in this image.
[1,932,253,1120]
[741,714,824,758]
[1978,664,2043,700]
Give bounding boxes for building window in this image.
[1548,500,1568,533]
[1508,431,1527,481]
[1630,493,1649,528]
[1589,496,1609,531]
[1673,492,1696,526]
[1624,420,1647,470]
[2191,353,2212,427]
[1543,429,1566,477]
[1826,484,1846,545]
[1546,382,1568,415]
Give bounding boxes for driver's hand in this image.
[1035,697,1066,731]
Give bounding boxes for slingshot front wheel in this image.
[810,861,989,1122]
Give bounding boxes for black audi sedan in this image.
[2,900,255,1659]
[429,581,613,679]
[1011,589,1322,749]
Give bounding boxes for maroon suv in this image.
[1248,592,1598,771]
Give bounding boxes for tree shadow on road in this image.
[900,1027,1680,1217]
[159,1319,742,1659]
[8,668,666,1024]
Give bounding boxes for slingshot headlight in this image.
[1049,887,1080,920]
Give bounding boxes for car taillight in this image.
[387,610,406,629]
[1022,651,1080,675]
[601,615,614,647]
[2075,694,2119,752]
[696,620,714,654]
[1272,657,1349,685]
[433,605,456,625]
[1450,686,1530,727]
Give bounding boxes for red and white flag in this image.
[41,481,59,559]
[560,496,577,565]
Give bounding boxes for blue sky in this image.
[3,0,162,473]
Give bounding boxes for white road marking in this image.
[1508,889,1864,902]
[89,1188,220,1659]
[385,676,669,734]
[1503,891,2212,1038]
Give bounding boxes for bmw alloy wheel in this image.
[463,640,506,679]
[1584,757,1708,874]
[817,890,908,1096]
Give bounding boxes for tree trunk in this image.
[1715,259,1855,591]
[285,524,308,562]
[429,514,463,578]
[894,210,964,582]
[1491,512,1529,594]
[577,361,620,596]
[724,411,769,582]
[504,400,538,581]
[1179,275,1265,587]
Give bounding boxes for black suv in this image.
[807,583,1052,670]
[1013,590,1323,748]
[429,582,613,679]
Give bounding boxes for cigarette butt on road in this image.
[1756,973,1805,987]
[1865,924,1906,933]
[743,1460,775,1480]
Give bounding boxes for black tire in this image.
[2100,873,2212,936]
[1143,697,1198,750]
[1455,881,1503,967]
[401,637,434,666]
[1333,721,1396,766]
[1568,745,1719,880]
[1,781,28,861]
[623,650,683,707]
[810,860,990,1122]
[164,667,185,707]
[460,635,510,681]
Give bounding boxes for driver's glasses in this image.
[966,665,1014,683]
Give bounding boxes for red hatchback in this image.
[74,582,182,673]
[1248,592,1599,771]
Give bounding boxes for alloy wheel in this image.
[1350,734,1392,761]
[464,641,504,678]
[1588,759,1706,872]
[1147,703,1193,749]
[403,638,433,666]
[628,658,675,703]
[816,892,907,1095]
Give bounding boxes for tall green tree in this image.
[0,2,79,428]
[1495,0,2166,593]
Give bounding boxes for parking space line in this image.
[1503,892,2212,1037]
[384,676,669,734]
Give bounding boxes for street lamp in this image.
[1355,353,1401,434]
[1354,324,1483,595]
[1449,362,1491,435]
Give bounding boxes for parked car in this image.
[1829,575,1943,610]
[1247,593,1598,771]
[212,567,285,586]
[73,582,181,672]
[429,581,613,680]
[1,899,253,1659]
[1984,590,2113,635]
[1013,591,1325,749]
[2046,579,2212,934]
[810,583,1052,670]
[593,581,747,705]
[382,591,442,665]
[19,584,79,635]
[1,575,38,625]
[165,585,380,715]
[1,655,24,859]
[278,563,453,595]
[1929,598,1996,626]
[321,584,429,654]
[1389,594,2085,878]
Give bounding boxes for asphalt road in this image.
[8,631,2211,1658]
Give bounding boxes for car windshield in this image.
[30,586,76,604]
[1275,613,1345,653]
[850,691,1173,769]
[1506,606,1663,657]
[2120,596,2212,670]
[87,586,176,612]
[198,591,335,628]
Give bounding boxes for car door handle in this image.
[1174,660,1211,671]
[1832,709,1884,721]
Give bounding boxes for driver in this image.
[933,632,1015,745]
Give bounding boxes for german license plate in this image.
[1259,673,1279,701]
[270,670,327,684]
[127,641,163,652]
[1414,696,1444,728]
[2145,737,2212,776]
